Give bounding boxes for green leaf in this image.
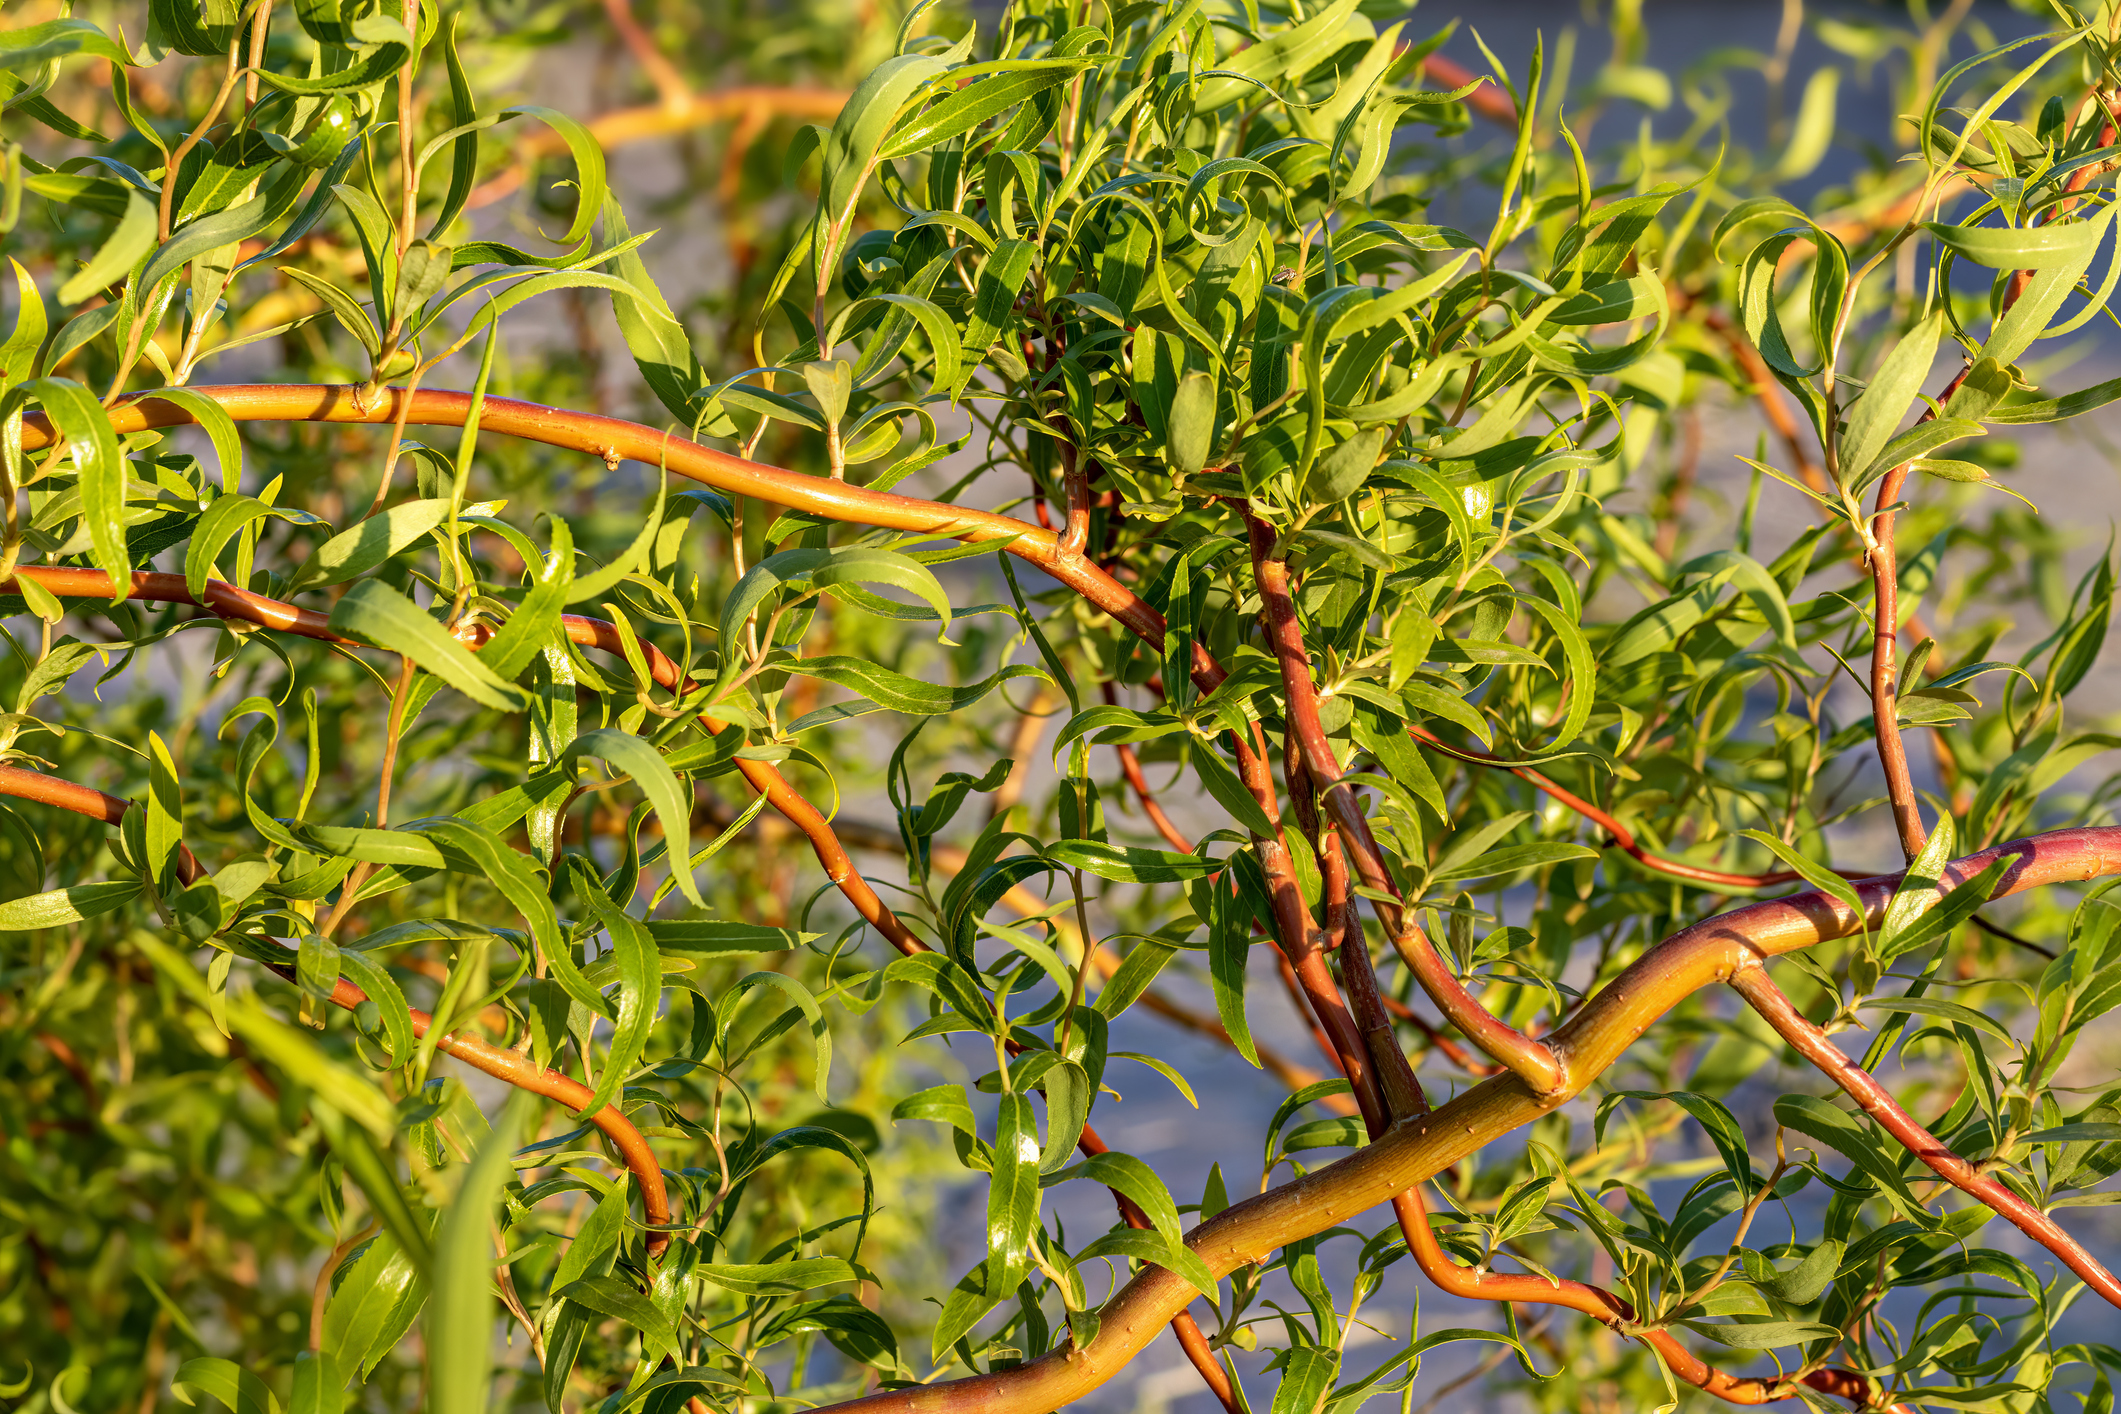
[1072,1225,1220,1302]
[1271,1346,1342,1414]
[1878,857,2011,962]
[719,547,954,670]
[1880,811,1955,957]
[729,971,832,1102]
[1430,841,1596,884]
[789,658,1046,722]
[477,518,573,682]
[1737,829,1867,922]
[1924,217,2107,269]
[185,494,324,599]
[930,1260,1003,1363]
[1759,1239,1844,1305]
[172,1359,282,1414]
[1048,840,1218,881]
[557,1275,681,1368]
[569,877,661,1116]
[1188,743,1276,839]
[0,18,135,71]
[294,498,455,588]
[1168,370,1217,474]
[1838,310,1943,486]
[599,193,703,423]
[1601,1091,1760,1197]
[1859,996,2013,1043]
[882,59,1095,159]
[1772,1093,1935,1227]
[816,51,956,243]
[1770,67,1839,180]
[562,728,702,909]
[1207,868,1261,1068]
[322,1234,424,1377]
[3,377,126,594]
[142,163,307,294]
[985,1091,1041,1297]
[428,1091,531,1414]
[1986,372,2121,424]
[253,17,414,97]
[1680,1318,1845,1349]
[696,1257,869,1295]
[56,189,155,305]
[1,258,50,383]
[1038,1059,1091,1173]
[0,878,142,930]
[326,580,527,712]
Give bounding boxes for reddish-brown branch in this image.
[1868,109,2111,863]
[1076,1124,1240,1414]
[1403,722,1814,889]
[1696,303,1830,498]
[1111,739,1192,854]
[805,828,2121,1414]
[1733,966,2121,1310]
[601,0,690,111]
[1388,1186,1903,1410]
[1867,453,1928,862]
[1245,514,1559,1094]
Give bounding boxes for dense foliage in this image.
[7,1,2121,1412]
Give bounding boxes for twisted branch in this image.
[799,826,2121,1414]
[24,389,2119,1413]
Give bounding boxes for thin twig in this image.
[1734,965,2121,1307]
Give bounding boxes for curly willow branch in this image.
[25,390,2121,1412]
[795,828,2121,1414]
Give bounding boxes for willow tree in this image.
[4,1,2121,1412]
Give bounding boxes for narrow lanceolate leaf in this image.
[185,495,325,599]
[571,881,660,1117]
[1047,841,1218,882]
[428,1091,531,1414]
[562,728,702,908]
[1880,811,1955,955]
[718,546,956,669]
[172,1360,282,1414]
[0,878,142,930]
[321,1234,424,1377]
[789,658,1047,720]
[1601,1091,1759,1196]
[477,517,574,682]
[405,820,567,1002]
[985,1091,1041,1297]
[1838,310,1943,486]
[696,1258,869,1295]
[1924,217,2108,269]
[881,59,1096,159]
[2,377,126,594]
[56,189,154,304]
[295,498,456,587]
[1208,870,1261,1067]
[327,580,527,711]
[1271,1346,1342,1414]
